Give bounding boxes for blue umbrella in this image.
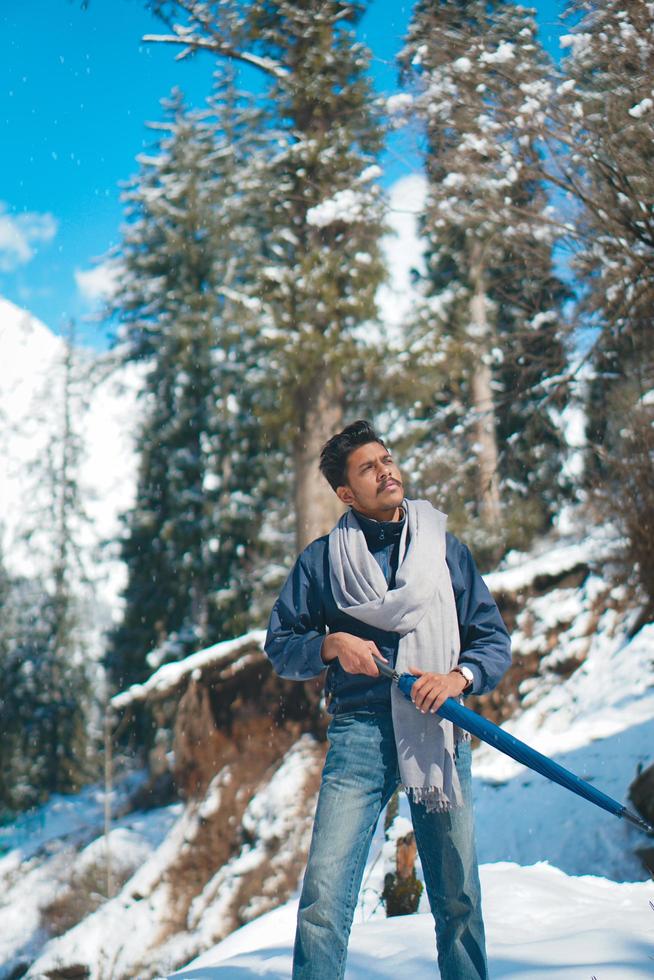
[373,657,653,834]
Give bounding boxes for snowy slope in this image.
[473,621,654,881]
[471,529,654,881]
[22,737,323,980]
[0,295,141,622]
[0,774,182,980]
[169,864,653,979]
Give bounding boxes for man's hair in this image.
[319,419,387,491]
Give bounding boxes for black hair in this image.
[319,419,387,491]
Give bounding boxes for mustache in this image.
[378,477,403,494]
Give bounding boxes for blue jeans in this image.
[293,711,487,980]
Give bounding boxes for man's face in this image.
[336,441,404,520]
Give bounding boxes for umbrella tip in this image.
[621,808,654,835]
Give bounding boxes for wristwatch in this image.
[451,665,474,693]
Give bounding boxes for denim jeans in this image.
[293,710,488,980]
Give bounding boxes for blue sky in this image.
[1,0,567,347]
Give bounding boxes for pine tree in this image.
[146,0,388,552]
[555,0,654,606]
[106,83,271,690]
[556,1,654,459]
[398,0,569,559]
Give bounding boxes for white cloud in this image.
[75,260,122,303]
[0,203,58,271]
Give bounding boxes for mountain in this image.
[0,296,141,640]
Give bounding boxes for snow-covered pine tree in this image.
[106,84,270,690]
[556,2,654,455]
[398,0,569,560]
[0,327,93,811]
[555,0,654,605]
[146,0,387,551]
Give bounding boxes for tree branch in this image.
[142,33,289,79]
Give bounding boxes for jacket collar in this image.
[351,506,406,549]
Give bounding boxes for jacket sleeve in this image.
[264,548,328,680]
[446,533,511,696]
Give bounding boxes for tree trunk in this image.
[293,372,345,553]
[468,249,502,528]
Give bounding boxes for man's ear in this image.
[336,485,354,507]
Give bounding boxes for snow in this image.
[25,737,322,980]
[484,538,597,595]
[629,97,653,118]
[472,607,654,881]
[560,33,594,60]
[384,815,413,842]
[167,864,653,978]
[0,772,145,860]
[480,41,515,65]
[0,775,181,980]
[376,173,426,345]
[385,93,413,114]
[453,56,472,73]
[0,295,141,623]
[306,187,371,228]
[111,629,267,709]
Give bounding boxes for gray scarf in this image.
[328,498,465,811]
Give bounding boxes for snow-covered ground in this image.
[0,774,182,979]
[168,863,653,979]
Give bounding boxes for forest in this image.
[0,0,652,835]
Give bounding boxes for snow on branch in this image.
[484,541,599,596]
[111,629,267,710]
[142,32,288,79]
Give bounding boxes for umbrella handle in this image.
[372,654,400,682]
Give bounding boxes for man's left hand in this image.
[408,668,468,714]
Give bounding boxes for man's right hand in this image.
[321,632,387,676]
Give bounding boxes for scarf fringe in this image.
[405,784,462,813]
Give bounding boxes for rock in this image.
[629,761,654,828]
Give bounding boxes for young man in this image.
[265,420,511,980]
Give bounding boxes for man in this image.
[265,420,511,980]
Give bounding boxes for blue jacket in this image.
[265,507,511,714]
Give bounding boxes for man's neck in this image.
[353,504,404,523]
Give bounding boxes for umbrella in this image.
[372,656,653,834]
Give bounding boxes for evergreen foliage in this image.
[0,330,93,813]
[146,0,388,552]
[557,0,654,453]
[556,0,654,608]
[0,574,91,814]
[397,0,570,562]
[106,83,271,690]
